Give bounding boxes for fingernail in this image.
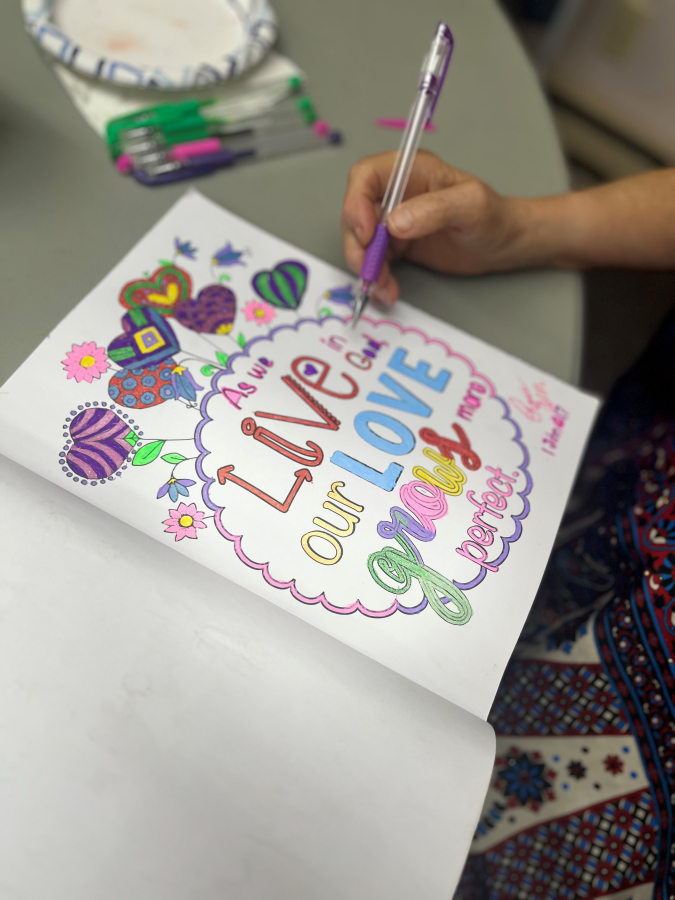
[389,207,413,234]
[355,225,364,243]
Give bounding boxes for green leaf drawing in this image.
[319,307,332,318]
[161,453,186,464]
[219,273,231,282]
[201,364,217,376]
[236,332,246,349]
[215,351,229,367]
[132,440,165,466]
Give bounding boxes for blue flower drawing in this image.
[174,238,197,260]
[157,478,196,502]
[170,366,203,402]
[212,242,246,267]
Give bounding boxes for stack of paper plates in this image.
[22,0,278,89]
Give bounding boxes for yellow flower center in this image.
[178,514,193,528]
[254,308,266,317]
[80,355,96,368]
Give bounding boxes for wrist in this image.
[498,193,590,271]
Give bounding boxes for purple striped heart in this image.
[66,408,136,479]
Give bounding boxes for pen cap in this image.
[420,23,454,123]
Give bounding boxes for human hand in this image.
[341,150,529,304]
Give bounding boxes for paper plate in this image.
[22,0,278,89]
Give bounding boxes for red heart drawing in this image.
[119,265,192,317]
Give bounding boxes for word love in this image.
[331,347,451,492]
[368,479,472,625]
[455,466,519,576]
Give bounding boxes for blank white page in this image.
[0,455,494,900]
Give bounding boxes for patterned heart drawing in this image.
[65,408,138,479]
[119,265,192,316]
[108,359,177,409]
[251,260,308,310]
[173,284,237,334]
[107,308,180,370]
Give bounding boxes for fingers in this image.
[342,151,472,305]
[342,223,400,305]
[387,180,488,240]
[342,151,459,239]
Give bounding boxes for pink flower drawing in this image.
[243,298,276,325]
[162,502,207,541]
[62,341,110,384]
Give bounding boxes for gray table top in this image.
[0,0,582,388]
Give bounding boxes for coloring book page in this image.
[0,190,598,719]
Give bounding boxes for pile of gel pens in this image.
[106,77,341,186]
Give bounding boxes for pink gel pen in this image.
[351,22,454,327]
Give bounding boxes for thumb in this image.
[387,182,480,240]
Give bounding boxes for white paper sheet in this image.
[0,190,599,719]
[0,454,495,900]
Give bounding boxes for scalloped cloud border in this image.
[194,314,533,618]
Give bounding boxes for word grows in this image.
[368,479,473,625]
[301,482,364,565]
[412,425,481,495]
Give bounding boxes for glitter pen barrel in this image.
[351,23,454,328]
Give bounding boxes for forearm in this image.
[506,169,675,271]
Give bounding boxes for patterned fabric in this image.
[456,308,675,900]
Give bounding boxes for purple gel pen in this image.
[351,22,454,327]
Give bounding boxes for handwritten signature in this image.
[509,381,555,423]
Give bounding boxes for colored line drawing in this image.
[174,285,238,335]
[243,298,276,325]
[108,359,176,409]
[61,342,110,384]
[195,313,533,619]
[59,403,142,486]
[251,260,308,310]
[163,502,207,541]
[212,242,247,267]
[174,238,197,261]
[119,265,192,317]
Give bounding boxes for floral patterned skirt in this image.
[455,309,675,900]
